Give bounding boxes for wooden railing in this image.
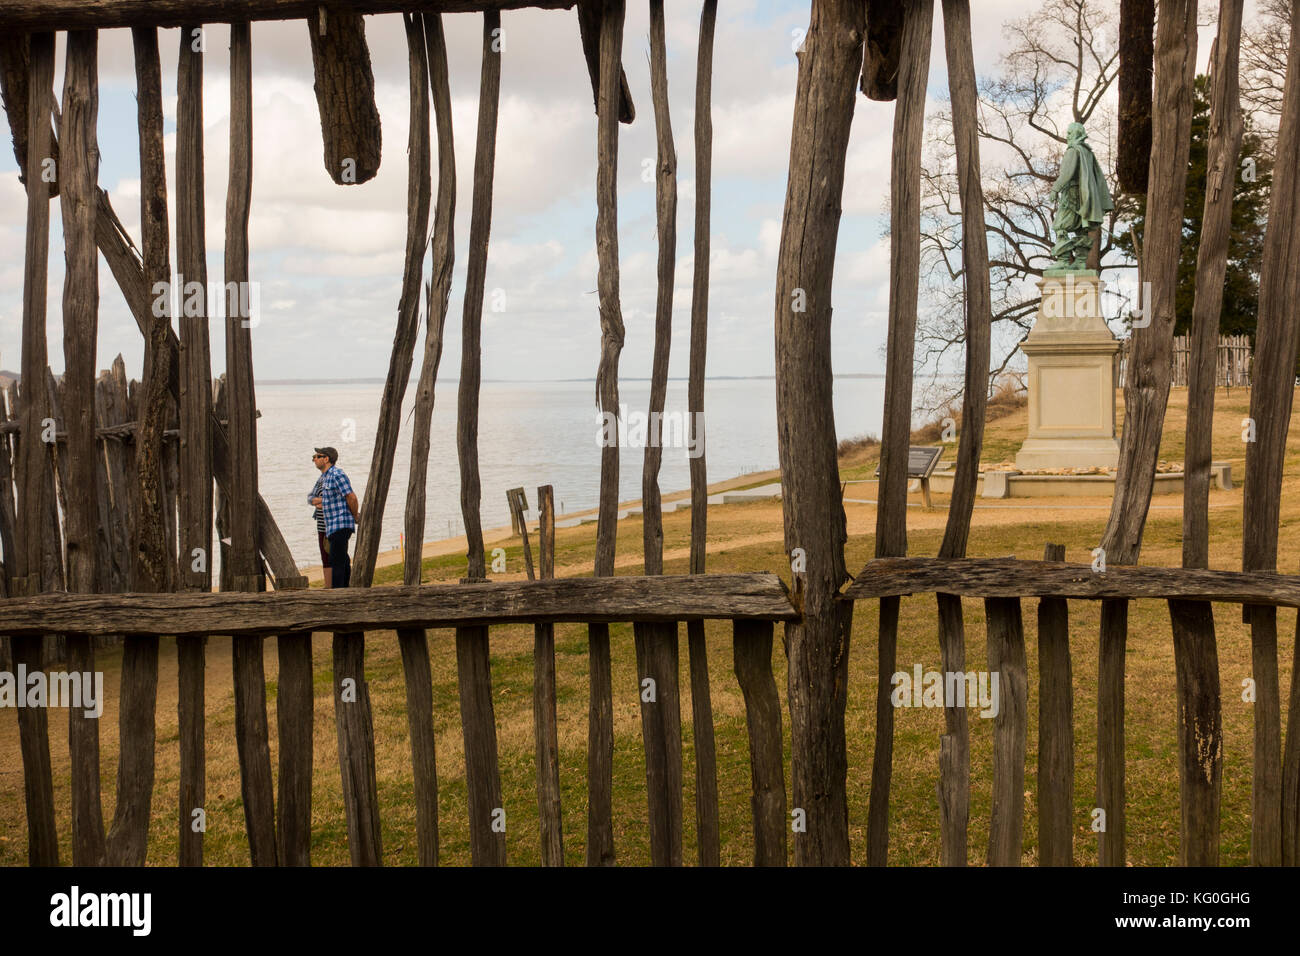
[1,573,797,866]
[843,551,1299,867]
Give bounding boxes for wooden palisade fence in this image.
[1,0,1298,868]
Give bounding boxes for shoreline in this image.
[297,465,784,585]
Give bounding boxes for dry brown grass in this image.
[0,387,1293,866]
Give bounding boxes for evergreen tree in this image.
[1115,74,1273,337]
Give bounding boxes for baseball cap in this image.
[315,446,339,464]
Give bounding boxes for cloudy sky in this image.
[0,0,1225,382]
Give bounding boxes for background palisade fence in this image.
[0,0,1298,867]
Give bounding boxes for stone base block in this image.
[1014,437,1119,471]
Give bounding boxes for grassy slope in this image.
[0,387,1292,866]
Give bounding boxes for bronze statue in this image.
[1049,121,1114,271]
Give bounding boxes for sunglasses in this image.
[312,454,328,460]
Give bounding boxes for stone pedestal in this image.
[1015,271,1120,471]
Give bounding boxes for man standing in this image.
[309,446,359,588]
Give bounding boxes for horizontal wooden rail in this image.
[0,1,575,31]
[0,573,797,637]
[843,557,1300,607]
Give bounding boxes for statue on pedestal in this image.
[1048,122,1114,271]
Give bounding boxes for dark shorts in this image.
[318,530,332,568]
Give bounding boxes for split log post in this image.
[106,26,173,868]
[685,0,720,869]
[1037,544,1074,866]
[575,0,635,123]
[58,27,107,867]
[587,0,627,868]
[1166,0,1240,871]
[307,5,381,185]
[456,10,506,867]
[775,0,871,868]
[395,9,455,870]
[533,485,563,865]
[632,0,684,868]
[861,0,904,101]
[868,0,931,867]
[12,30,58,867]
[986,597,1027,866]
[222,22,277,866]
[1097,0,1198,867]
[1245,0,1300,868]
[175,23,212,867]
[734,618,786,866]
[275,580,313,866]
[933,0,992,868]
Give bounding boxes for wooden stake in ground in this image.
[58,27,107,868]
[1096,0,1198,868]
[175,22,211,868]
[587,0,626,868]
[532,486,563,865]
[455,10,506,867]
[868,0,932,868]
[933,0,991,868]
[397,10,454,869]
[774,0,868,867]
[222,21,278,867]
[685,0,721,869]
[12,29,58,867]
[1244,0,1300,868]
[1167,0,1241,869]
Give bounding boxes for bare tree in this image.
[1242,0,1289,144]
[916,0,1135,410]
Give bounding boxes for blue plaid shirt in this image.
[309,465,356,535]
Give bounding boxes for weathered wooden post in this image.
[456,10,507,867]
[868,0,931,867]
[775,0,869,867]
[307,4,381,185]
[59,26,107,867]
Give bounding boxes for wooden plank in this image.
[986,597,1027,866]
[1037,543,1073,867]
[0,573,799,636]
[733,619,786,866]
[586,0,626,868]
[351,11,432,589]
[507,488,534,580]
[1096,597,1127,866]
[844,557,1300,607]
[0,0,580,31]
[58,27,106,867]
[13,30,58,866]
[1167,599,1222,865]
[333,632,383,865]
[276,625,313,865]
[307,6,381,185]
[868,0,931,868]
[686,0,720,870]
[532,485,563,866]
